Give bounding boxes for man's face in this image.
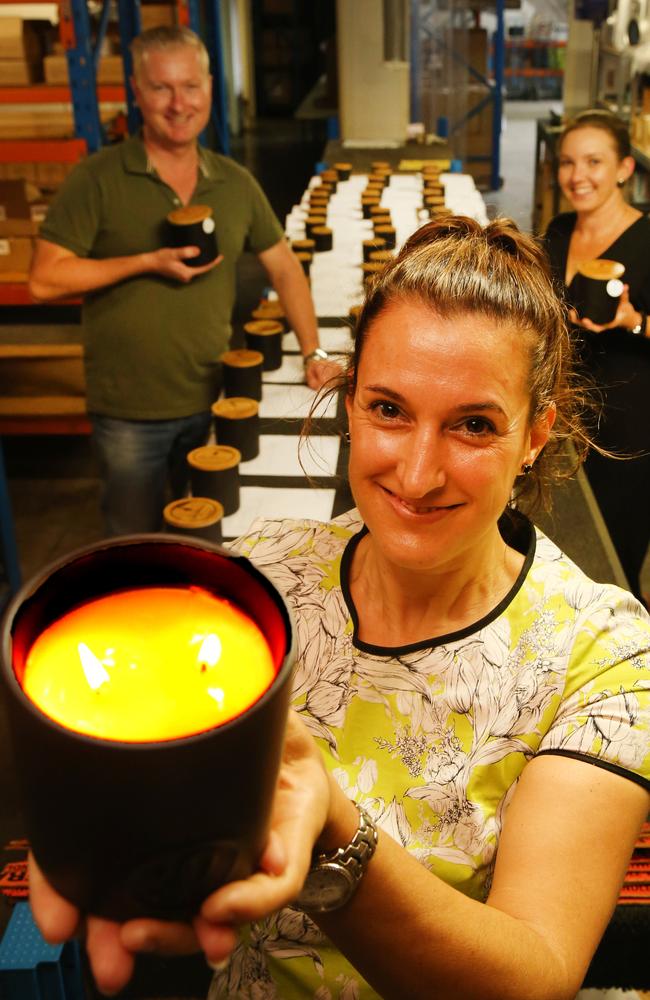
[132,45,212,150]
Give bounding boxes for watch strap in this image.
[315,803,378,871]
[303,347,330,367]
[294,803,378,912]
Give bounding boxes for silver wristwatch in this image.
[303,347,330,368]
[293,804,378,913]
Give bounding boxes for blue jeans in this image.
[92,412,212,536]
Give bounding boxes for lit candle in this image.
[22,585,276,743]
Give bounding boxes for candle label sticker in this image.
[606,278,624,298]
[202,218,215,234]
[22,586,276,743]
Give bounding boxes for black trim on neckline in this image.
[339,510,536,655]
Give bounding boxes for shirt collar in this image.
[121,134,224,182]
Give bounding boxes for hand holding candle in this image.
[2,536,294,922]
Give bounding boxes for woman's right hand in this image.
[29,711,335,994]
[568,285,641,333]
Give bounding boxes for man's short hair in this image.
[130,26,210,80]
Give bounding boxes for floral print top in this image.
[209,509,650,1000]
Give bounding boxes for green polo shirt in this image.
[39,136,285,419]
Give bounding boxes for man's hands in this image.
[305,357,343,390]
[29,712,332,996]
[144,246,223,283]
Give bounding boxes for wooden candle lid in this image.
[212,397,259,420]
[252,301,285,322]
[187,444,241,471]
[243,319,284,336]
[369,250,393,264]
[362,262,385,281]
[370,204,390,217]
[371,160,391,170]
[221,349,264,368]
[291,238,316,252]
[167,204,213,225]
[163,496,224,528]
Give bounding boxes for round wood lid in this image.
[363,237,386,249]
[334,161,352,171]
[212,397,259,420]
[369,250,393,264]
[252,300,285,321]
[167,204,213,225]
[577,258,625,280]
[375,225,396,236]
[163,496,224,527]
[243,319,284,335]
[187,444,241,471]
[312,226,332,236]
[291,238,316,251]
[221,349,264,368]
[362,262,385,277]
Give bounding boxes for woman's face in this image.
[558,126,631,214]
[345,299,553,575]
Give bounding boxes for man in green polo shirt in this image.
[29,25,336,535]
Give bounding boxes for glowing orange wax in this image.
[22,586,276,743]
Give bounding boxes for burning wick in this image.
[22,586,276,743]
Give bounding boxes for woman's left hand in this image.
[568,285,641,333]
[29,711,332,991]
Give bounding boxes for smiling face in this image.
[558,126,633,215]
[132,45,212,152]
[345,299,553,576]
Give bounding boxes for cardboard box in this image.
[44,53,124,85]
[0,179,31,219]
[0,18,42,61]
[0,181,46,237]
[0,57,42,85]
[0,236,33,274]
[140,4,177,29]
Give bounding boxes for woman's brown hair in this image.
[560,109,631,160]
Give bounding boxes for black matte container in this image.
[1,535,294,921]
[166,205,218,267]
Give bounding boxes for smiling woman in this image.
[30,217,650,1000]
[544,109,650,604]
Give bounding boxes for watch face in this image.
[295,863,356,913]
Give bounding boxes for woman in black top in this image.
[545,109,650,604]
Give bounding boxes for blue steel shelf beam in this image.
[60,0,105,152]
[410,0,504,190]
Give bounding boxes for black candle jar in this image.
[166,205,218,267]
[1,535,294,921]
[571,259,625,324]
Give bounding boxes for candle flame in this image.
[78,642,111,691]
[197,633,222,670]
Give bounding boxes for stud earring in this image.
[521,463,533,476]
[344,430,351,443]
[617,177,626,187]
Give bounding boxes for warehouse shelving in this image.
[0,0,230,305]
